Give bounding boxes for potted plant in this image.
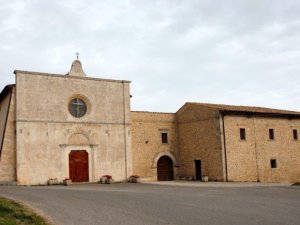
[99,176,107,183]
[128,175,141,183]
[48,178,58,185]
[105,175,113,184]
[100,175,113,184]
[63,178,72,186]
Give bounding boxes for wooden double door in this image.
[157,156,174,181]
[69,150,89,182]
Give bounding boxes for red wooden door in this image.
[69,150,89,182]
[157,156,174,181]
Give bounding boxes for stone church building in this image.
[0,61,299,185]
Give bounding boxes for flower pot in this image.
[63,179,72,186]
[100,177,107,183]
[48,178,58,185]
[135,178,141,183]
[202,176,208,182]
[105,178,114,184]
[128,177,141,183]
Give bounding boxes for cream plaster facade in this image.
[0,61,299,185]
[1,61,132,185]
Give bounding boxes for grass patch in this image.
[0,197,51,225]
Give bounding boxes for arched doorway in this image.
[69,150,89,182]
[157,156,174,181]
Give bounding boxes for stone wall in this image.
[15,71,132,185]
[131,111,179,181]
[224,115,300,183]
[0,87,16,183]
[176,104,225,181]
[1,68,299,185]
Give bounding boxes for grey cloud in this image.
[0,0,299,112]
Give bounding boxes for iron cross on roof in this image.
[75,52,80,60]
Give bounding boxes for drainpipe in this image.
[175,114,181,164]
[174,114,181,180]
[252,116,260,182]
[122,81,128,179]
[221,113,228,182]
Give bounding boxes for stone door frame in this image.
[152,151,178,180]
[59,144,98,182]
[69,150,89,182]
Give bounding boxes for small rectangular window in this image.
[161,132,168,144]
[270,159,277,168]
[269,129,274,140]
[293,129,298,140]
[240,128,246,140]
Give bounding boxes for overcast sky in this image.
[1,0,300,112]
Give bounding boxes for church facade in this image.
[0,61,299,185]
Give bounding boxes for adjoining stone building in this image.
[132,103,300,183]
[0,61,299,185]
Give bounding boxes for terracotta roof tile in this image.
[187,102,300,116]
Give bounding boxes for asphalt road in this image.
[0,183,299,225]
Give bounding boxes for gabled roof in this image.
[185,102,300,116]
[13,70,130,83]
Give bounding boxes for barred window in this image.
[270,159,277,168]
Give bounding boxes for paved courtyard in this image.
[0,182,299,225]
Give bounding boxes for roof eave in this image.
[220,110,300,118]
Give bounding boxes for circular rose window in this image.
[68,98,87,118]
